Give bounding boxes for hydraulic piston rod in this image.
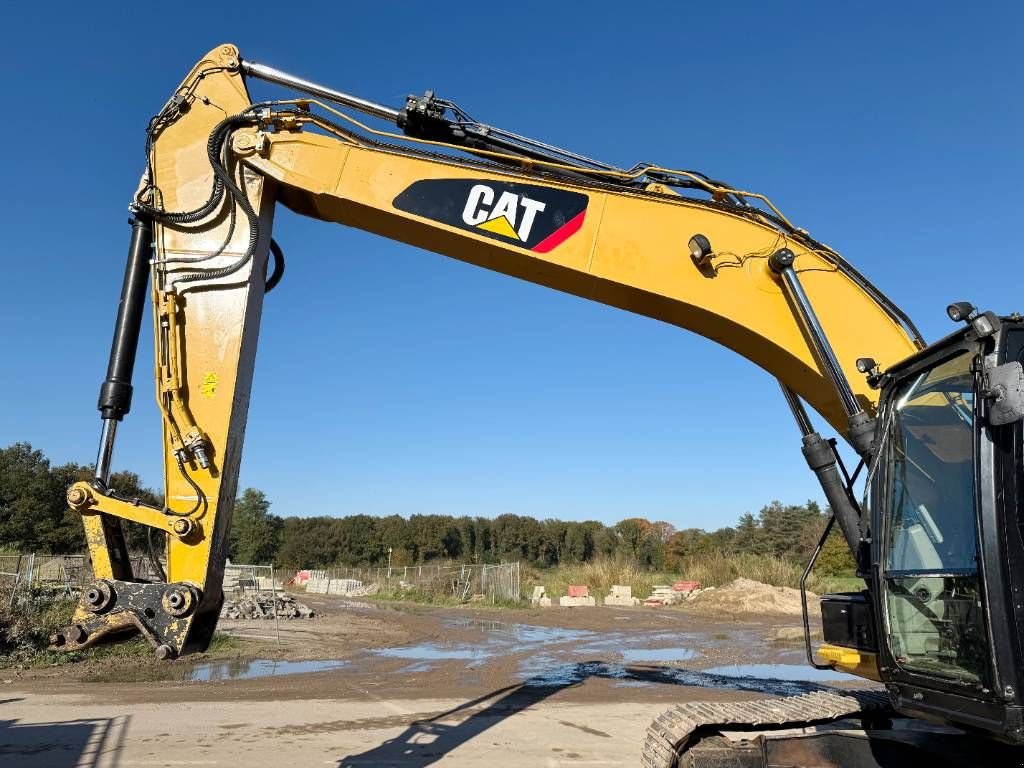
[778,381,866,566]
[240,59,401,122]
[94,217,153,485]
[770,248,875,457]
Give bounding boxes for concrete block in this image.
[644,586,683,606]
[567,584,590,598]
[305,577,330,594]
[558,595,596,607]
[604,595,640,606]
[604,584,640,606]
[530,586,548,606]
[326,579,363,596]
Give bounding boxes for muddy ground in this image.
[1,594,874,766]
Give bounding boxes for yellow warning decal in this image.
[200,372,218,398]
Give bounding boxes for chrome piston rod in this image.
[769,248,875,457]
[240,59,400,122]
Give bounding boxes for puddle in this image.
[516,660,859,695]
[621,647,699,663]
[375,644,490,662]
[700,664,855,683]
[186,659,348,682]
[373,622,590,672]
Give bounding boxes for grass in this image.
[527,553,863,600]
[0,589,242,669]
[367,585,525,610]
[528,559,663,601]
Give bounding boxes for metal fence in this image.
[308,561,521,603]
[0,553,165,599]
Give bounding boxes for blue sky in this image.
[2,3,1021,528]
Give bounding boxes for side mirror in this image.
[983,358,1024,426]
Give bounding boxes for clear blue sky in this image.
[1,3,1021,529]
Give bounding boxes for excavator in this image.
[49,44,1024,766]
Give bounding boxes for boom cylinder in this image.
[770,248,875,457]
[94,217,152,484]
[779,382,865,565]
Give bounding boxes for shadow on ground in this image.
[0,707,129,768]
[336,661,838,767]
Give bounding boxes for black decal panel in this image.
[393,179,588,252]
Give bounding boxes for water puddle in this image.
[621,647,699,663]
[375,644,489,662]
[186,658,348,682]
[700,664,855,683]
[516,660,858,695]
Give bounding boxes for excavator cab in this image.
[861,313,1024,741]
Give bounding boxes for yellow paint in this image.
[819,644,882,682]
[68,44,924,656]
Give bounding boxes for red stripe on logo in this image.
[531,210,586,253]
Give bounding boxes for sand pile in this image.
[686,578,817,617]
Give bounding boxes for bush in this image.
[0,590,76,662]
[530,551,853,600]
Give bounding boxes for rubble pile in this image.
[219,593,315,620]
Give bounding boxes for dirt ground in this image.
[1,594,873,767]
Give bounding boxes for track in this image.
[642,689,892,768]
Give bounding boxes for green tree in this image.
[732,512,765,554]
[105,469,164,553]
[0,443,81,553]
[229,488,281,564]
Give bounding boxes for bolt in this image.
[155,644,176,661]
[162,586,195,617]
[67,625,89,644]
[83,580,113,612]
[172,518,191,536]
[67,487,89,506]
[1006,685,1016,700]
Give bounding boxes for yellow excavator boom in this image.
[57,45,921,658]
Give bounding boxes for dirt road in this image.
[2,596,870,766]
[5,692,679,767]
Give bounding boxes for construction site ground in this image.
[2,591,876,767]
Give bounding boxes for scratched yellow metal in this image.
[819,644,882,682]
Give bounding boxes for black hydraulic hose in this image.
[132,117,240,224]
[171,116,263,288]
[264,239,285,293]
[147,526,167,583]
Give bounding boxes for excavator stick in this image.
[53,46,276,658]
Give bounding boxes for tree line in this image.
[1,442,853,573]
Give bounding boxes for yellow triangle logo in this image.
[477,215,519,240]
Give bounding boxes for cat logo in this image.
[393,178,588,253]
[461,184,546,242]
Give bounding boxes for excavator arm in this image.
[55,45,923,658]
